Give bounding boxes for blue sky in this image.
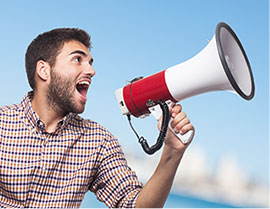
[0,0,268,194]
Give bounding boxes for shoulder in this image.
[0,103,21,128]
[0,103,21,116]
[72,115,123,154]
[72,114,116,139]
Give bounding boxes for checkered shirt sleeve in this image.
[88,123,143,208]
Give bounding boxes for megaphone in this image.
[115,22,255,154]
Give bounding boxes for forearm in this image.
[135,146,185,208]
[135,104,194,208]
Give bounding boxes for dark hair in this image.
[25,28,91,90]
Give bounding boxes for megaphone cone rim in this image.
[216,22,255,100]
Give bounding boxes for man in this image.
[0,28,194,208]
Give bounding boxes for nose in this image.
[84,64,96,77]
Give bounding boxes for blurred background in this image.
[0,0,268,208]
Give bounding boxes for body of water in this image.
[80,191,238,208]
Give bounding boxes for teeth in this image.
[78,81,90,85]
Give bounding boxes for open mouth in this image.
[76,80,90,99]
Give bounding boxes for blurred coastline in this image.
[125,146,269,208]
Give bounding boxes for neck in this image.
[31,89,65,133]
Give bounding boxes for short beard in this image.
[46,69,84,115]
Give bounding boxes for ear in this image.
[36,60,51,81]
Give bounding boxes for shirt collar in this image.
[21,91,41,129]
[56,112,75,130]
[21,91,77,132]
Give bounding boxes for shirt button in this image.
[31,128,37,134]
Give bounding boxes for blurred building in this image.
[125,145,269,207]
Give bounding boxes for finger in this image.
[171,104,182,118]
[173,117,191,133]
[170,112,187,128]
[179,123,194,135]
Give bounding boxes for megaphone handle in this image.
[148,101,194,144]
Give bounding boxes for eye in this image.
[89,58,94,66]
[74,56,81,63]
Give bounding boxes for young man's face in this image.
[46,40,95,115]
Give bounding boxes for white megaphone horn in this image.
[115,22,255,154]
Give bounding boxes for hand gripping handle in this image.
[148,100,194,144]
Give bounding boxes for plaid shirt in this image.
[0,92,143,208]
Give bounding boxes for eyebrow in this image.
[69,50,87,56]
